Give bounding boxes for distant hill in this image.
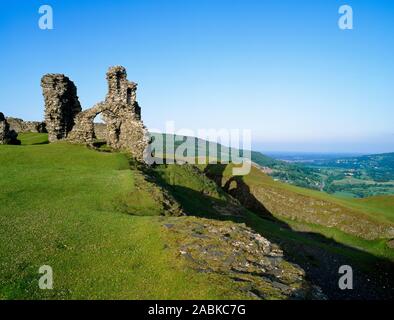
[302,153,394,198]
[149,133,394,198]
[309,152,394,181]
[150,132,320,186]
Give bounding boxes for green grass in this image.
[151,163,229,217]
[353,196,394,223]
[147,155,393,264]
[0,137,246,299]
[286,218,394,261]
[18,132,49,145]
[248,165,394,226]
[1,133,393,299]
[198,163,394,256]
[149,162,394,281]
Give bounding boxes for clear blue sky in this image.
[1,0,393,153]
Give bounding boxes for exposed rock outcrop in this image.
[6,117,46,134]
[0,113,20,145]
[163,217,326,300]
[41,74,82,142]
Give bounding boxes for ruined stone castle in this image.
[0,112,20,145]
[41,66,149,161]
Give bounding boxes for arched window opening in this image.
[92,113,108,149]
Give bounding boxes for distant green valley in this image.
[252,152,394,199]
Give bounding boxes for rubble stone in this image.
[6,117,46,134]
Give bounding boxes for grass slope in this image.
[152,162,393,298]
[215,164,393,258]
[0,134,244,299]
[18,132,50,145]
[1,133,393,299]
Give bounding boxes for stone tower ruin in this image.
[41,66,149,161]
[41,74,82,142]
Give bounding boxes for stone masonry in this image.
[42,66,149,161]
[0,112,20,145]
[41,74,82,142]
[6,117,46,134]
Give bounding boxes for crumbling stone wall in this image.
[0,112,20,145]
[6,117,46,134]
[41,66,149,161]
[105,66,141,120]
[41,74,81,142]
[67,102,108,145]
[66,66,149,161]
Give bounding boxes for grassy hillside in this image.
[0,134,247,299]
[356,196,394,222]
[150,132,394,198]
[150,162,394,299]
[1,133,393,299]
[209,164,393,240]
